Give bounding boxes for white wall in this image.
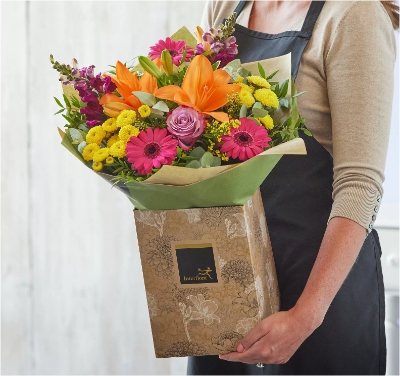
[1,2,206,375]
[1,1,399,375]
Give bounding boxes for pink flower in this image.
[167,107,205,150]
[220,118,271,161]
[149,37,194,66]
[126,128,178,176]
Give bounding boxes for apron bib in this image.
[188,2,386,374]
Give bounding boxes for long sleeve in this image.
[324,1,396,230]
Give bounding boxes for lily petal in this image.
[204,111,229,123]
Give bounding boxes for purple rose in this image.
[167,107,205,150]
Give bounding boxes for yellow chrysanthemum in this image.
[106,134,119,148]
[239,90,255,108]
[258,114,274,129]
[92,161,103,171]
[105,156,115,165]
[238,83,254,93]
[110,140,127,158]
[86,126,106,145]
[254,88,279,108]
[233,75,244,83]
[116,109,136,128]
[247,75,271,89]
[102,118,118,132]
[82,143,100,161]
[119,125,140,142]
[138,105,151,118]
[93,148,110,162]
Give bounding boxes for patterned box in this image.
[134,189,280,358]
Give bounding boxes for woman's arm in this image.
[220,217,367,364]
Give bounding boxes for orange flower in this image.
[99,60,159,117]
[194,26,211,52]
[155,55,240,122]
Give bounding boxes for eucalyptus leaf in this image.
[132,91,156,106]
[239,104,247,118]
[149,112,165,120]
[78,124,89,132]
[152,101,169,112]
[252,102,262,110]
[279,98,289,108]
[213,156,222,167]
[252,108,268,118]
[150,107,164,116]
[186,160,201,169]
[189,146,206,160]
[200,152,215,168]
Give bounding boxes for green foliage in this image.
[53,94,86,129]
[185,147,221,168]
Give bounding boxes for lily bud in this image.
[138,56,163,80]
[161,49,174,76]
[103,102,135,117]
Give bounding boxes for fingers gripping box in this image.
[134,189,280,358]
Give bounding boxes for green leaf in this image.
[213,156,222,167]
[279,98,289,108]
[211,61,220,70]
[252,102,262,110]
[152,101,169,112]
[279,79,289,97]
[54,96,64,108]
[78,124,89,132]
[180,48,187,66]
[292,91,307,98]
[63,94,71,108]
[177,147,182,159]
[148,112,164,120]
[258,63,266,79]
[189,146,206,160]
[200,152,215,168]
[239,104,247,118]
[290,78,299,126]
[252,108,268,118]
[303,128,312,136]
[181,155,198,161]
[132,91,156,106]
[266,70,279,80]
[54,108,64,115]
[69,128,84,144]
[186,160,201,169]
[150,107,164,116]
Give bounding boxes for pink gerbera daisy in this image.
[220,118,272,161]
[126,128,178,176]
[149,37,194,66]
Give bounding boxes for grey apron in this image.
[188,1,386,374]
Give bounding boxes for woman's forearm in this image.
[292,217,368,331]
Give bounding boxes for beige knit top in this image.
[201,0,397,231]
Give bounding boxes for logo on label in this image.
[175,243,219,285]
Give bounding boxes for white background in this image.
[1,1,398,375]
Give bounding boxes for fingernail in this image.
[237,343,244,353]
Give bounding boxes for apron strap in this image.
[301,1,326,34]
[233,1,248,18]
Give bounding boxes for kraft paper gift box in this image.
[134,188,280,358]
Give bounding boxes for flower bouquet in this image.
[51,13,308,357]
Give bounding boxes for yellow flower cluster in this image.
[138,105,151,118]
[102,118,118,132]
[119,125,140,142]
[82,143,100,161]
[254,89,279,108]
[247,75,271,89]
[258,114,274,129]
[110,140,127,158]
[86,126,106,145]
[116,109,136,128]
[239,90,255,109]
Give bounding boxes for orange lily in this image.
[155,55,241,122]
[99,60,160,117]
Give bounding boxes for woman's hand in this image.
[220,217,367,365]
[219,307,318,365]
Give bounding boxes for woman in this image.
[188,1,398,375]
